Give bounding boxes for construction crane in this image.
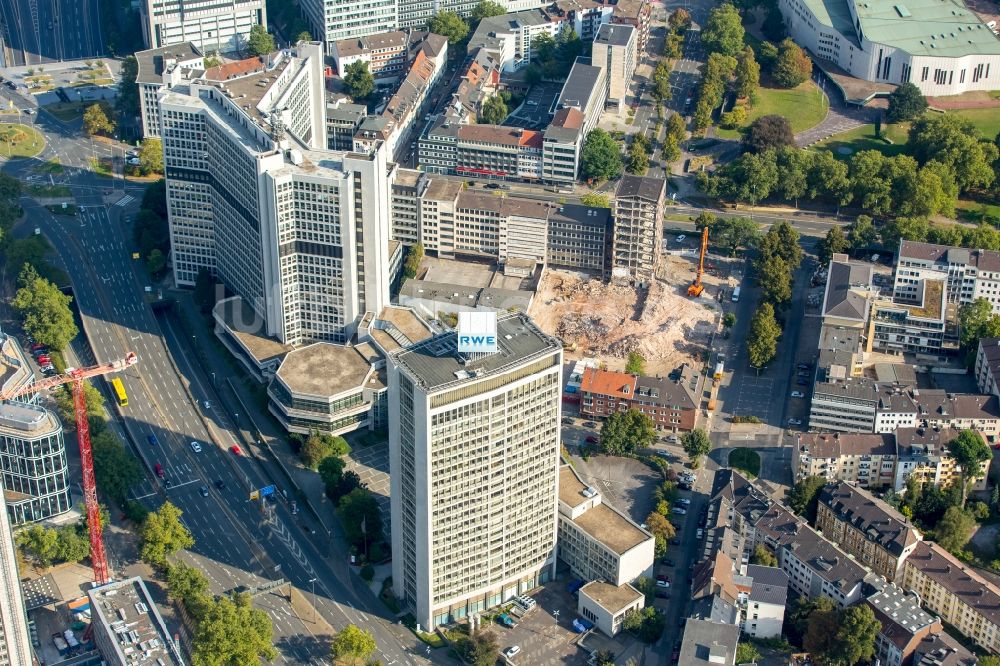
[688,226,709,297]
[0,352,139,585]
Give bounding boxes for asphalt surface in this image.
[0,0,103,66]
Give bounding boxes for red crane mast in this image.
[1,352,139,585]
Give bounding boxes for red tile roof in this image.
[580,367,636,399]
[203,57,266,81]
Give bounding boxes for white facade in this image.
[894,241,1000,314]
[577,582,644,637]
[141,0,265,52]
[591,24,636,111]
[0,492,30,666]
[743,598,784,639]
[300,0,398,54]
[779,0,1000,97]
[160,42,391,347]
[388,313,563,629]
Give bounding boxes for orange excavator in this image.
[688,226,709,297]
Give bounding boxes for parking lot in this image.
[507,81,561,129]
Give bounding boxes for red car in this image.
[230,445,242,456]
[154,463,165,479]
[30,343,45,352]
[37,356,50,364]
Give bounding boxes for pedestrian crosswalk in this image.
[113,194,135,207]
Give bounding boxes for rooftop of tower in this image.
[391,312,561,393]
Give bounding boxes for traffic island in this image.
[0,123,44,158]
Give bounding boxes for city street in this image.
[0,0,104,66]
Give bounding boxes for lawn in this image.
[27,184,72,197]
[950,108,1000,139]
[33,158,63,174]
[43,102,88,121]
[715,80,829,139]
[956,198,1000,223]
[89,156,113,177]
[728,447,761,478]
[0,123,44,158]
[811,123,910,159]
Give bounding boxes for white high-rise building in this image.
[160,42,393,346]
[0,491,31,666]
[300,0,399,53]
[140,0,266,53]
[388,313,563,629]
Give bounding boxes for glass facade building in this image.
[0,403,71,525]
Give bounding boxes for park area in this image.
[0,123,44,158]
[716,80,829,139]
[728,448,760,478]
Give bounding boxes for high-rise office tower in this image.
[300,0,399,53]
[388,312,563,629]
[140,0,266,53]
[0,490,31,666]
[0,402,71,525]
[160,42,393,346]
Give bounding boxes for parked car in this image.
[671,507,687,515]
[676,234,686,243]
[655,590,671,599]
[796,378,809,386]
[214,479,226,490]
[661,558,675,566]
[656,576,670,588]
[797,363,812,370]
[670,537,681,546]
[677,498,691,505]
[503,646,521,658]
[787,418,802,426]
[791,391,805,398]
[583,421,598,428]
[585,436,598,444]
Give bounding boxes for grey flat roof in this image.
[89,577,183,665]
[213,297,292,363]
[392,312,560,393]
[579,581,643,613]
[275,343,373,397]
[679,619,740,666]
[558,58,602,109]
[135,42,202,84]
[595,23,635,46]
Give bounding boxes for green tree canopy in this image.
[83,103,115,136]
[166,562,210,608]
[299,431,350,470]
[947,429,992,506]
[751,543,778,567]
[734,46,760,99]
[826,604,880,666]
[13,266,78,351]
[702,3,745,56]
[625,351,646,375]
[757,255,792,307]
[140,501,195,567]
[481,95,508,124]
[627,141,649,175]
[747,301,780,369]
[669,8,692,31]
[818,226,850,264]
[331,624,377,664]
[580,192,611,208]
[339,488,382,552]
[958,297,1000,352]
[886,82,927,123]
[681,428,711,467]
[936,505,976,553]
[772,38,812,88]
[580,129,623,182]
[403,241,424,279]
[623,607,666,643]
[191,592,277,665]
[908,113,998,192]
[743,115,794,154]
[91,430,141,505]
[455,630,499,666]
[116,55,140,118]
[644,511,676,541]
[428,11,470,44]
[246,24,276,56]
[343,61,375,100]
[789,475,826,522]
[471,0,506,20]
[138,138,163,174]
[759,219,803,269]
[600,408,656,456]
[736,643,762,665]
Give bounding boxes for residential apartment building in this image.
[0,402,71,525]
[139,0,264,52]
[903,541,1000,654]
[557,465,654,586]
[777,522,870,608]
[743,564,788,639]
[467,8,561,73]
[866,584,942,666]
[326,100,368,150]
[591,24,636,111]
[872,279,959,358]
[135,43,204,138]
[679,619,740,666]
[610,0,651,56]
[816,483,921,582]
[579,365,699,431]
[612,175,664,284]
[160,42,393,347]
[895,426,990,493]
[895,240,1000,314]
[387,313,563,628]
[331,31,409,80]
[546,203,610,274]
[791,432,897,488]
[300,0,398,52]
[0,491,30,666]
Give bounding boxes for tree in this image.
[789,475,826,522]
[83,103,115,137]
[723,312,737,328]
[818,226,849,264]
[455,630,499,666]
[826,604,879,666]
[339,488,382,552]
[593,650,616,666]
[759,220,803,269]
[803,602,839,657]
[299,431,350,470]
[645,511,677,541]
[403,241,424,279]
[625,351,645,375]
[166,562,210,607]
[116,55,140,119]
[191,592,277,665]
[958,298,1000,352]
[147,248,166,275]
[17,525,60,566]
[471,0,506,20]
[702,3,745,57]
[936,506,976,553]
[669,8,692,31]
[138,138,163,174]
[600,409,656,456]
[140,501,195,567]
[751,543,777,567]
[91,430,141,505]
[743,115,794,153]
[681,428,711,468]
[481,95,508,124]
[194,268,218,314]
[908,113,998,192]
[343,61,374,100]
[13,268,78,351]
[580,192,611,208]
[762,4,787,40]
[627,141,649,175]
[736,643,762,665]
[331,625,377,664]
[652,62,673,103]
[623,607,666,643]
[734,46,760,99]
[772,38,812,88]
[246,24,276,56]
[296,30,313,42]
[428,11,470,44]
[808,149,853,209]
[580,129,623,182]
[712,217,761,255]
[847,215,877,250]
[886,82,927,123]
[757,255,792,307]
[747,302,780,369]
[947,429,992,506]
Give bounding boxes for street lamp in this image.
[308,578,317,624]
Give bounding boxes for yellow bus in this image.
[111,377,128,407]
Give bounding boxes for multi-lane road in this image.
[0,0,103,66]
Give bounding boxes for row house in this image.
[579,365,698,431]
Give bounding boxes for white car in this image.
[788,418,802,426]
[656,578,670,588]
[791,391,805,398]
[671,507,687,515]
[504,646,521,658]
[676,234,686,243]
[189,440,203,453]
[678,498,691,505]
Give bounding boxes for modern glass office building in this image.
[0,402,72,525]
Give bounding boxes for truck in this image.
[713,361,724,381]
[731,286,741,302]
